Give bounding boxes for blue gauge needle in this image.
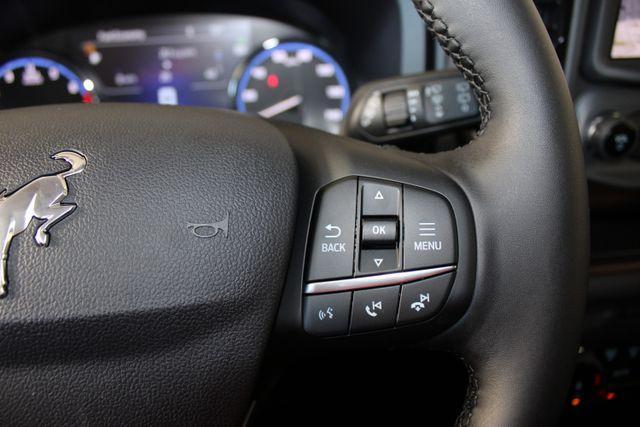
[258,94,303,118]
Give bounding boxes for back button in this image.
[306,179,357,281]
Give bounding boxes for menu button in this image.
[403,186,456,270]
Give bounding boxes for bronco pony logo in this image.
[0,150,86,298]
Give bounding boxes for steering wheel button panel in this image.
[302,177,462,336]
[306,179,357,281]
[361,179,401,216]
[351,286,400,333]
[397,273,454,325]
[403,186,456,270]
[303,292,352,337]
[304,178,459,335]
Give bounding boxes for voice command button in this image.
[304,292,352,337]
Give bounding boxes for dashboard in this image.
[0,15,352,134]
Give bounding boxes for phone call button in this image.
[397,273,453,325]
[351,286,400,333]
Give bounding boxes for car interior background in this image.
[0,0,638,425]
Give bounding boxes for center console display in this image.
[583,0,640,84]
[611,0,640,59]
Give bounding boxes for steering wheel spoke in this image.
[273,0,589,424]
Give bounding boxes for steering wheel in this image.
[0,0,588,424]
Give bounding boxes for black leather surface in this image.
[0,104,297,424]
[411,0,589,425]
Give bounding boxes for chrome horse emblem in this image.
[0,150,86,297]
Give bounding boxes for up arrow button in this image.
[361,179,400,216]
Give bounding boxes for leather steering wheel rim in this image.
[409,0,589,424]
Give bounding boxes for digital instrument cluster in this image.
[0,15,351,134]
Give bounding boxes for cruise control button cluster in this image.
[303,177,458,336]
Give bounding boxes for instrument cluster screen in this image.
[78,16,304,108]
[1,15,352,133]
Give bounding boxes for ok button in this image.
[361,218,397,246]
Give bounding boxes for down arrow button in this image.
[358,248,399,274]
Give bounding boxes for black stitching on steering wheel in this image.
[412,0,492,134]
[455,357,479,427]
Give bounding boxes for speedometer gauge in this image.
[235,42,350,134]
[0,57,94,109]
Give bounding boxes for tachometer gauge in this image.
[235,42,350,134]
[0,56,95,109]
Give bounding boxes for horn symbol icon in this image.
[186,213,229,239]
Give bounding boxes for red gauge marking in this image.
[267,74,279,89]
